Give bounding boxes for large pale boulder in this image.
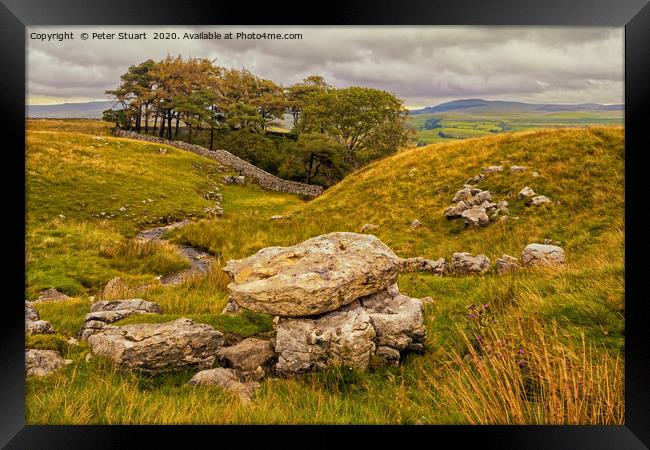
[451,252,491,275]
[87,318,224,372]
[274,286,426,376]
[223,232,401,317]
[521,244,566,267]
[25,349,71,378]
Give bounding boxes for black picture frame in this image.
[2,0,648,447]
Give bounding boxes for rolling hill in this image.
[410,99,624,115]
[26,101,120,119]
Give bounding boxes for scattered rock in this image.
[26,320,55,335]
[462,206,489,227]
[217,338,275,372]
[35,288,71,303]
[532,171,540,177]
[87,318,224,372]
[496,254,519,274]
[100,277,130,300]
[469,191,492,206]
[410,219,422,229]
[398,257,448,276]
[444,200,470,218]
[223,175,245,185]
[517,186,536,200]
[79,299,163,341]
[270,215,284,220]
[497,200,509,212]
[482,165,504,174]
[451,252,491,275]
[187,368,259,402]
[360,223,379,233]
[25,302,39,322]
[222,232,401,317]
[93,136,105,141]
[204,205,224,216]
[543,239,562,245]
[529,195,551,206]
[521,244,566,268]
[25,349,71,378]
[499,215,509,222]
[118,207,127,213]
[466,174,485,185]
[156,147,168,154]
[510,166,527,174]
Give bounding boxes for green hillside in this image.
[26,120,624,425]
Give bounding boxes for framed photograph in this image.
[3,0,648,447]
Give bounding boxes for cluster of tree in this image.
[104,56,412,186]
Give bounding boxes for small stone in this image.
[510,166,527,174]
[118,207,127,213]
[35,288,71,303]
[270,215,284,220]
[375,346,401,367]
[532,172,540,177]
[398,257,447,276]
[217,338,275,372]
[26,320,55,335]
[223,175,246,185]
[93,136,105,141]
[462,207,489,227]
[187,368,259,403]
[221,297,242,315]
[466,174,485,185]
[521,243,566,268]
[410,219,422,229]
[517,186,536,200]
[482,165,504,174]
[530,195,551,206]
[451,252,491,275]
[360,223,379,233]
[444,200,470,218]
[496,254,519,274]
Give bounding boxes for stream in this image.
[136,220,214,285]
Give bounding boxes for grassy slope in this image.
[27,121,624,424]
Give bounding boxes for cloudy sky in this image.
[26,26,624,108]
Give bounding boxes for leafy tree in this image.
[281,133,347,184]
[286,76,331,127]
[102,108,129,130]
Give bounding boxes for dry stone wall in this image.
[112,129,323,197]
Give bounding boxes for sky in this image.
[26,26,624,109]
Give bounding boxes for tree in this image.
[105,59,156,132]
[286,76,331,127]
[102,108,129,130]
[299,86,410,167]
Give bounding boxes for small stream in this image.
[136,221,213,285]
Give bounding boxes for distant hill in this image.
[26,101,120,119]
[410,99,624,115]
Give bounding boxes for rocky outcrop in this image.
[79,299,163,341]
[274,286,425,376]
[398,257,448,276]
[482,165,504,174]
[521,244,566,267]
[34,288,70,303]
[222,232,401,317]
[25,302,55,335]
[496,254,519,274]
[112,130,323,197]
[87,318,224,371]
[462,206,490,227]
[188,368,260,402]
[451,252,491,275]
[25,349,71,378]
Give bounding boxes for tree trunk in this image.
[306,153,315,184]
[167,110,173,140]
[210,119,214,150]
[136,103,142,133]
[153,113,158,134]
[175,114,180,137]
[188,123,192,144]
[144,104,149,134]
[159,111,165,137]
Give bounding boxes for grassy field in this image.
[409,110,624,145]
[25,120,624,424]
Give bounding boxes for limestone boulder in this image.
[398,257,447,276]
[35,288,71,303]
[496,254,519,274]
[274,287,426,376]
[87,318,224,372]
[222,232,401,317]
[25,349,71,378]
[521,244,566,267]
[217,338,275,372]
[79,299,163,340]
[517,186,536,200]
[188,368,259,402]
[462,206,489,227]
[510,166,527,174]
[482,165,504,174]
[444,200,470,218]
[451,252,491,275]
[530,195,551,206]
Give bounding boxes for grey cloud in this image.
[27,26,623,106]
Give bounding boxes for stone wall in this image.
[112,129,324,197]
